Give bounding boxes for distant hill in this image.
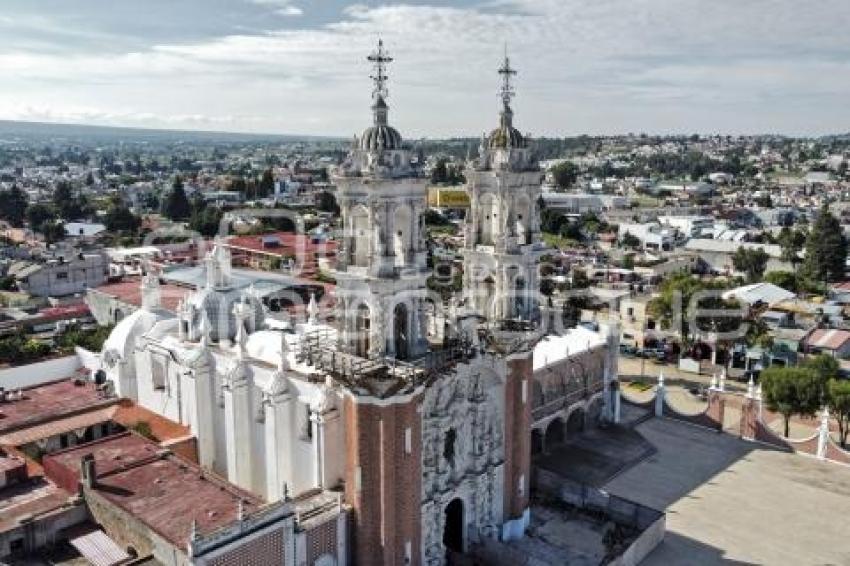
[0,119,340,145]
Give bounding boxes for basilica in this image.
[99,41,619,566]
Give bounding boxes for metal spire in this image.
[498,45,517,110]
[368,38,393,101]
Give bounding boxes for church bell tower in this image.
[462,52,546,325]
[332,40,430,362]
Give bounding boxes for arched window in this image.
[393,303,409,360]
[393,204,412,267]
[355,304,370,357]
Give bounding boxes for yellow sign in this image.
[428,187,470,208]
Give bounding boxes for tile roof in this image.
[0,378,116,435]
[804,329,850,350]
[44,432,263,548]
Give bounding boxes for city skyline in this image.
[1,0,850,137]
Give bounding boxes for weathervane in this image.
[498,44,517,109]
[368,39,393,101]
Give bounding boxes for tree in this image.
[763,271,799,293]
[162,177,191,220]
[424,209,451,226]
[26,204,56,232]
[42,221,66,245]
[777,226,805,266]
[104,202,141,233]
[258,168,275,197]
[189,206,224,238]
[827,379,850,448]
[550,161,579,189]
[732,247,769,282]
[0,185,29,227]
[620,231,641,250]
[803,205,847,284]
[803,353,839,382]
[761,367,824,438]
[540,208,567,235]
[431,158,449,184]
[647,273,738,340]
[53,181,84,220]
[316,191,340,215]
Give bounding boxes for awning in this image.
[69,529,130,566]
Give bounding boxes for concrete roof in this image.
[534,326,607,371]
[722,283,796,306]
[684,239,783,258]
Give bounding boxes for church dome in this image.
[488,124,525,149]
[488,107,525,149]
[188,288,264,343]
[359,124,403,151]
[359,95,403,151]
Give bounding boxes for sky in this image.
[1,0,849,137]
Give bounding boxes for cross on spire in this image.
[498,46,517,110]
[368,38,393,101]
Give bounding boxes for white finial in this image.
[821,406,831,427]
[746,374,755,398]
[235,319,247,359]
[657,370,665,387]
[709,372,718,390]
[719,368,726,392]
[307,292,318,325]
[199,309,211,347]
[756,382,763,401]
[278,331,289,372]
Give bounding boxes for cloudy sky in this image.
[1,0,849,137]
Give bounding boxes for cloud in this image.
[247,0,302,17]
[0,0,849,136]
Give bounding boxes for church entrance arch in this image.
[393,303,409,361]
[443,497,465,555]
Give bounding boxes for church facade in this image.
[99,41,619,566]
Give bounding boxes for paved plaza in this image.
[603,418,850,566]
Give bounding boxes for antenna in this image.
[498,46,517,109]
[368,38,393,101]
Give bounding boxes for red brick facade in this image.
[306,518,338,565]
[208,528,286,566]
[503,354,532,520]
[344,394,422,566]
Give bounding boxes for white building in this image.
[617,222,677,251]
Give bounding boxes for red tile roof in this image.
[0,378,115,435]
[90,278,187,313]
[804,329,850,350]
[225,232,337,256]
[44,432,262,548]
